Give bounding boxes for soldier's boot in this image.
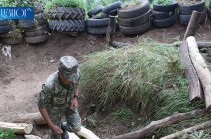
[61,122,69,139]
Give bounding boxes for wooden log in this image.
[183,11,202,40]
[112,41,130,48]
[106,16,116,45]
[107,109,205,139]
[165,41,211,49]
[179,41,203,101]
[67,132,80,139]
[0,122,33,134]
[160,121,211,139]
[186,36,211,112]
[25,135,41,139]
[77,126,100,139]
[11,112,47,125]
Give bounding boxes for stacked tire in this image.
[178,1,205,26]
[118,0,152,35]
[23,11,49,44]
[0,20,23,45]
[49,7,86,32]
[101,1,121,18]
[207,0,211,19]
[86,2,121,35]
[152,0,178,27]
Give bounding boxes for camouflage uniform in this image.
[37,56,81,139]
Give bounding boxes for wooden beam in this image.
[107,109,205,139]
[0,122,33,134]
[77,126,100,139]
[160,121,211,139]
[11,112,47,125]
[179,41,203,101]
[186,36,211,112]
[183,11,202,40]
[106,16,116,45]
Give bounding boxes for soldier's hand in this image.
[71,98,78,110]
[51,125,63,134]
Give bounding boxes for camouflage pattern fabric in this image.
[37,68,81,139]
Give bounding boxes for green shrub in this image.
[80,38,203,119]
[0,129,16,139]
[155,0,174,5]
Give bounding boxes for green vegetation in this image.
[44,0,85,9]
[80,38,208,137]
[0,129,17,139]
[121,1,141,9]
[155,0,174,5]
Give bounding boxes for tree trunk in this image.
[11,112,47,125]
[183,11,202,40]
[0,122,33,134]
[106,109,205,139]
[179,41,203,101]
[106,16,116,45]
[186,36,211,112]
[160,121,211,139]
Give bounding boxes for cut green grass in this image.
[80,38,207,137]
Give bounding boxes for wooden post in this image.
[186,36,211,112]
[0,122,33,134]
[106,109,205,139]
[183,11,202,40]
[106,16,116,45]
[179,41,203,101]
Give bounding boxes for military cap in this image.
[58,56,78,81]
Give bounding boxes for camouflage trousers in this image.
[46,106,81,139]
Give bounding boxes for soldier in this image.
[37,56,81,139]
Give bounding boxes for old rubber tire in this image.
[24,30,49,37]
[119,9,152,27]
[34,13,47,25]
[102,1,121,14]
[87,26,108,34]
[49,20,86,32]
[207,7,211,19]
[88,5,104,17]
[51,7,86,20]
[24,34,49,44]
[153,13,177,27]
[153,0,178,12]
[152,10,175,20]
[178,11,206,26]
[0,19,9,26]
[118,0,150,18]
[86,18,109,27]
[119,21,152,35]
[101,13,109,18]
[2,36,23,45]
[179,1,205,15]
[0,25,12,33]
[25,23,49,31]
[18,19,35,28]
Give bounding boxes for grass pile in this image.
[80,38,207,137]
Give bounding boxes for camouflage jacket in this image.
[37,69,81,108]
